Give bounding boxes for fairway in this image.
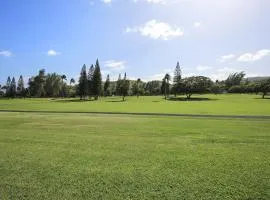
[0,94,270,116]
[1,112,270,199]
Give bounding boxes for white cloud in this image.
[238,49,270,62]
[196,65,213,71]
[218,54,235,62]
[47,49,61,56]
[0,50,12,57]
[210,67,239,81]
[101,0,112,4]
[193,21,202,28]
[104,60,126,71]
[126,20,184,40]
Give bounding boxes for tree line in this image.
[1,60,269,99]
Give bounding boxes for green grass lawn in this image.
[0,94,270,115]
[1,112,270,199]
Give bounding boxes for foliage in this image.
[78,64,88,99]
[144,80,162,95]
[87,64,95,98]
[172,61,182,96]
[92,59,102,100]
[259,78,270,98]
[225,71,245,89]
[181,76,213,99]
[131,78,144,98]
[104,75,111,96]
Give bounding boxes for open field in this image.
[0,94,270,116]
[1,112,270,199]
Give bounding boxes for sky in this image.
[0,0,270,84]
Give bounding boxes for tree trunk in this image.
[122,96,125,101]
[262,92,265,99]
[186,93,192,99]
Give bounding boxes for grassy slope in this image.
[1,113,269,199]
[0,94,270,115]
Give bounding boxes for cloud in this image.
[218,54,235,62]
[193,21,202,28]
[210,67,239,81]
[126,20,184,40]
[47,49,61,56]
[238,49,270,62]
[0,50,12,57]
[101,0,112,4]
[104,60,126,71]
[196,65,213,71]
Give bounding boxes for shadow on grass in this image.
[105,100,126,103]
[51,99,95,103]
[254,97,270,100]
[167,97,219,101]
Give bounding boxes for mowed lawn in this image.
[1,112,269,199]
[0,94,270,116]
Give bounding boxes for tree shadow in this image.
[52,99,95,103]
[105,100,125,103]
[254,97,270,100]
[167,97,218,101]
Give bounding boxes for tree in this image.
[162,73,170,99]
[120,72,129,101]
[17,75,25,97]
[5,76,11,97]
[104,74,110,97]
[132,78,143,98]
[173,62,182,96]
[115,74,121,95]
[92,59,102,100]
[70,78,75,85]
[78,64,88,100]
[88,64,95,98]
[44,73,62,97]
[259,78,270,98]
[145,80,162,95]
[181,76,213,99]
[10,77,16,98]
[225,72,245,89]
[60,75,67,97]
[36,69,46,97]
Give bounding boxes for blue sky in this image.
[1,0,270,84]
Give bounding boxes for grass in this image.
[1,112,270,199]
[0,94,270,116]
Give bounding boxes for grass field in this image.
[0,94,270,116]
[1,112,270,199]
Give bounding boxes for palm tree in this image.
[60,75,67,97]
[164,73,171,100]
[136,78,141,98]
[61,75,67,82]
[70,78,75,85]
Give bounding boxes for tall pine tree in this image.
[104,74,110,96]
[116,74,121,95]
[5,76,11,97]
[78,64,88,100]
[17,75,25,97]
[88,64,95,99]
[121,72,129,101]
[173,62,182,96]
[92,59,102,100]
[10,77,16,98]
